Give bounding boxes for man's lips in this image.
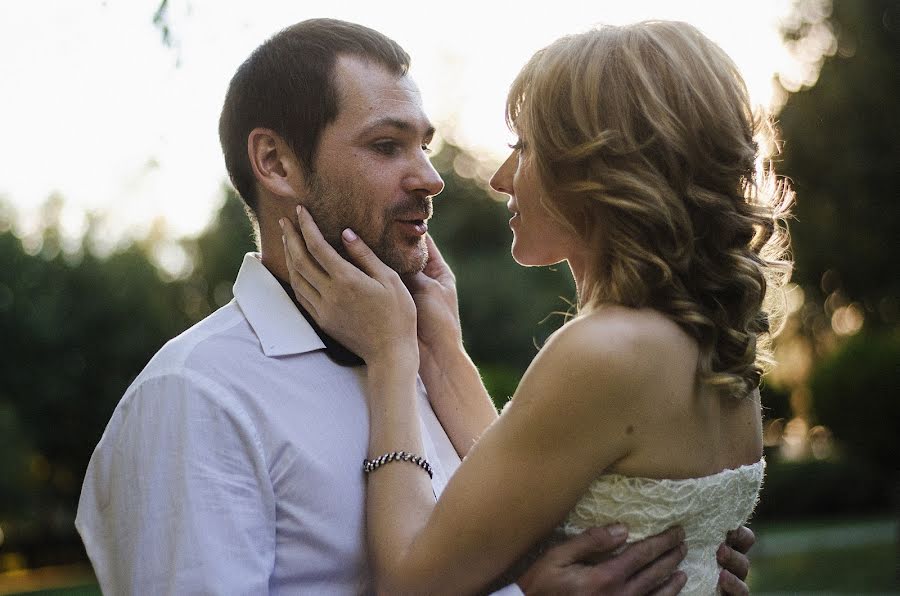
[395,217,429,236]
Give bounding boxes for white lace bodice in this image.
[561,459,765,595]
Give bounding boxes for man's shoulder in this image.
[99,301,267,450]
[134,300,257,389]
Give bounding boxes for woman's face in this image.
[490,141,575,267]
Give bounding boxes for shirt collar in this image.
[233,253,327,358]
[273,277,365,367]
[232,253,365,366]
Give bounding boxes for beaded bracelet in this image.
[363,451,434,479]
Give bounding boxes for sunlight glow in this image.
[0,0,828,244]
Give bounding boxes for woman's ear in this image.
[248,128,305,198]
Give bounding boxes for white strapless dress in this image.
[561,459,765,595]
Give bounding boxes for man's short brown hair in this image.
[218,19,411,216]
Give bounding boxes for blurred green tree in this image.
[810,330,900,475]
[778,0,899,324]
[0,213,192,565]
[754,0,900,521]
[182,186,256,313]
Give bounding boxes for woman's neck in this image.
[566,250,594,310]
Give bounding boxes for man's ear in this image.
[248,128,306,198]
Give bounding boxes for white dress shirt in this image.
[76,253,522,595]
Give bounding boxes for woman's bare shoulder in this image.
[516,307,681,418]
[543,306,694,373]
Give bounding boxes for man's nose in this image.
[405,153,445,198]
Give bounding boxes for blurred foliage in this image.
[0,191,253,567]
[755,0,899,524]
[0,227,189,565]
[756,453,891,520]
[778,0,899,325]
[759,380,792,422]
[809,330,900,474]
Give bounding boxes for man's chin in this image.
[379,239,428,276]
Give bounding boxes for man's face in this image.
[303,56,444,275]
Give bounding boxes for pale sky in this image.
[0,0,815,253]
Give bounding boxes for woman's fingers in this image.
[295,205,362,278]
[339,228,393,280]
[284,242,321,310]
[421,234,455,285]
[282,217,327,291]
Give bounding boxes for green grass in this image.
[748,515,899,593]
[7,517,898,595]
[9,587,99,596]
[749,542,898,592]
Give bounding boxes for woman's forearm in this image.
[364,352,444,592]
[419,342,500,458]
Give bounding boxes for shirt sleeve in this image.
[490,585,526,595]
[75,370,276,595]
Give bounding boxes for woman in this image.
[283,21,792,595]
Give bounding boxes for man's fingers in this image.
[645,571,688,596]
[725,526,756,555]
[622,543,686,596]
[543,525,629,565]
[718,570,750,596]
[340,228,391,280]
[282,217,327,288]
[717,544,749,581]
[613,526,685,578]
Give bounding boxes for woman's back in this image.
[552,306,765,595]
[570,306,763,481]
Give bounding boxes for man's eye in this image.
[422,144,433,154]
[373,141,398,155]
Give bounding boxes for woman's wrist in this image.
[420,327,465,361]
[419,338,467,379]
[367,342,420,375]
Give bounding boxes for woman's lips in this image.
[507,200,520,227]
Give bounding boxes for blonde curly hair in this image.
[507,21,793,398]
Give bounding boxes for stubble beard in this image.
[305,174,431,275]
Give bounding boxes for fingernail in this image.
[279,218,285,229]
[342,228,358,242]
[608,524,627,537]
[717,544,728,562]
[296,205,303,216]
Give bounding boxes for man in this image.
[76,19,753,594]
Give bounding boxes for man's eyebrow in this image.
[359,117,435,140]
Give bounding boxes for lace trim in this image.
[562,459,765,595]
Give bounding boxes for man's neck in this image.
[260,238,291,286]
[267,266,365,368]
